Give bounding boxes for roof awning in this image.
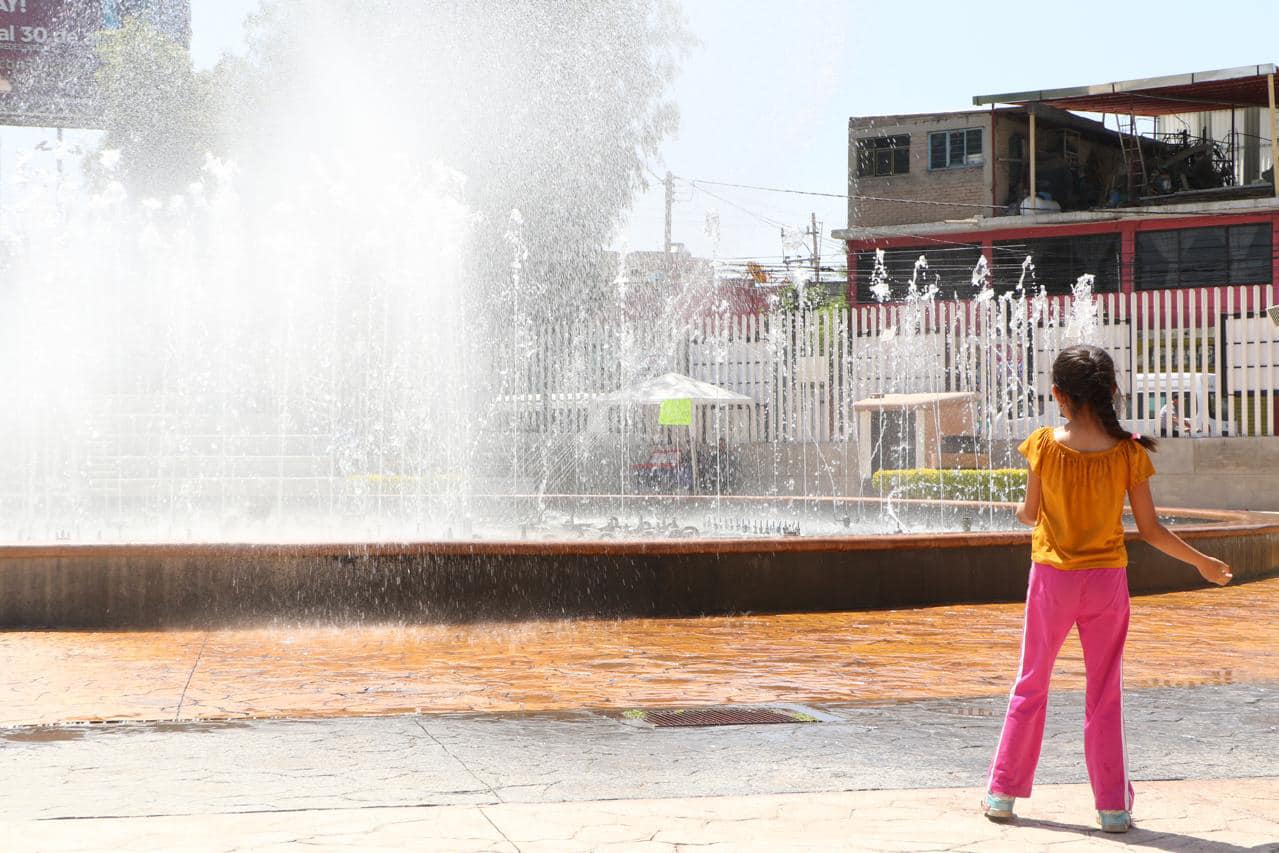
[974,64,1277,116]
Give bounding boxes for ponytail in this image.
[1089,382,1158,452]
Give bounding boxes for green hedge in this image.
[870,468,1027,503]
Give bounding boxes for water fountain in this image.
[0,4,1273,627]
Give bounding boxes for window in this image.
[854,245,982,303]
[1135,224,1272,290]
[992,234,1121,295]
[1228,223,1272,283]
[856,134,910,178]
[929,128,983,170]
[1135,230,1178,290]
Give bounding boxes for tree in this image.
[92,15,213,196]
[218,0,690,317]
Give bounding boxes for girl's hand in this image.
[1195,557,1233,586]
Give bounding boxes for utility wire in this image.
[664,169,980,255]
[648,167,1279,278]
[658,164,1275,224]
[688,181,788,229]
[669,173,1066,260]
[686,175,1279,219]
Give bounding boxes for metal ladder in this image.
[1117,114,1147,200]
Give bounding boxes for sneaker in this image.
[1097,810,1131,833]
[982,791,1015,822]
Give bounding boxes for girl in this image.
[982,344,1232,833]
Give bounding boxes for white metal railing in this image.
[520,285,1278,441]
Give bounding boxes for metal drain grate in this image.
[941,705,999,718]
[643,707,814,727]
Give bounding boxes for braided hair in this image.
[1051,344,1158,452]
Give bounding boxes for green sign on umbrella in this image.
[658,398,692,426]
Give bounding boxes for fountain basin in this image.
[1,498,1275,627]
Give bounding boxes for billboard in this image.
[0,1,190,128]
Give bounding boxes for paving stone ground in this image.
[1,577,1273,726]
[2,579,1275,850]
[6,779,1278,852]
[2,684,1276,851]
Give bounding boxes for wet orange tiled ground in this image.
[1,578,1275,726]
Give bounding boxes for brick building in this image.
[837,64,1279,306]
[849,109,994,228]
[849,107,1129,230]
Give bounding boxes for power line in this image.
[673,173,1114,262]
[664,170,1018,258]
[685,174,1279,219]
[648,166,1279,277]
[692,177,1009,212]
[690,178,849,201]
[847,225,1032,257]
[688,181,788,229]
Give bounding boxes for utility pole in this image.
[809,212,821,287]
[663,170,674,267]
[1269,73,1278,198]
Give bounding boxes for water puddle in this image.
[0,578,1274,727]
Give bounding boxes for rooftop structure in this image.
[973,63,1277,116]
[834,64,1279,304]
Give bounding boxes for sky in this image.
[633,0,1279,266]
[5,0,1278,268]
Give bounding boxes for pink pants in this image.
[988,562,1134,811]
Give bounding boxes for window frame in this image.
[856,134,911,178]
[853,245,983,303]
[928,127,984,171]
[992,234,1122,296]
[1135,223,1273,290]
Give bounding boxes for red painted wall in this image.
[844,208,1279,306]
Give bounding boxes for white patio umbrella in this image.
[604,372,752,494]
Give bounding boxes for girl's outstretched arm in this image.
[1016,470,1041,526]
[1128,480,1233,585]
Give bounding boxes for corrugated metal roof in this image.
[974,64,1277,116]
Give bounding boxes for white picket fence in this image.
[519,284,1279,440]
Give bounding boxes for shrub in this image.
[870,468,1027,503]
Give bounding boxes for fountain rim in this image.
[2,495,1273,560]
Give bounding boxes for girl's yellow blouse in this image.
[1019,426,1156,570]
